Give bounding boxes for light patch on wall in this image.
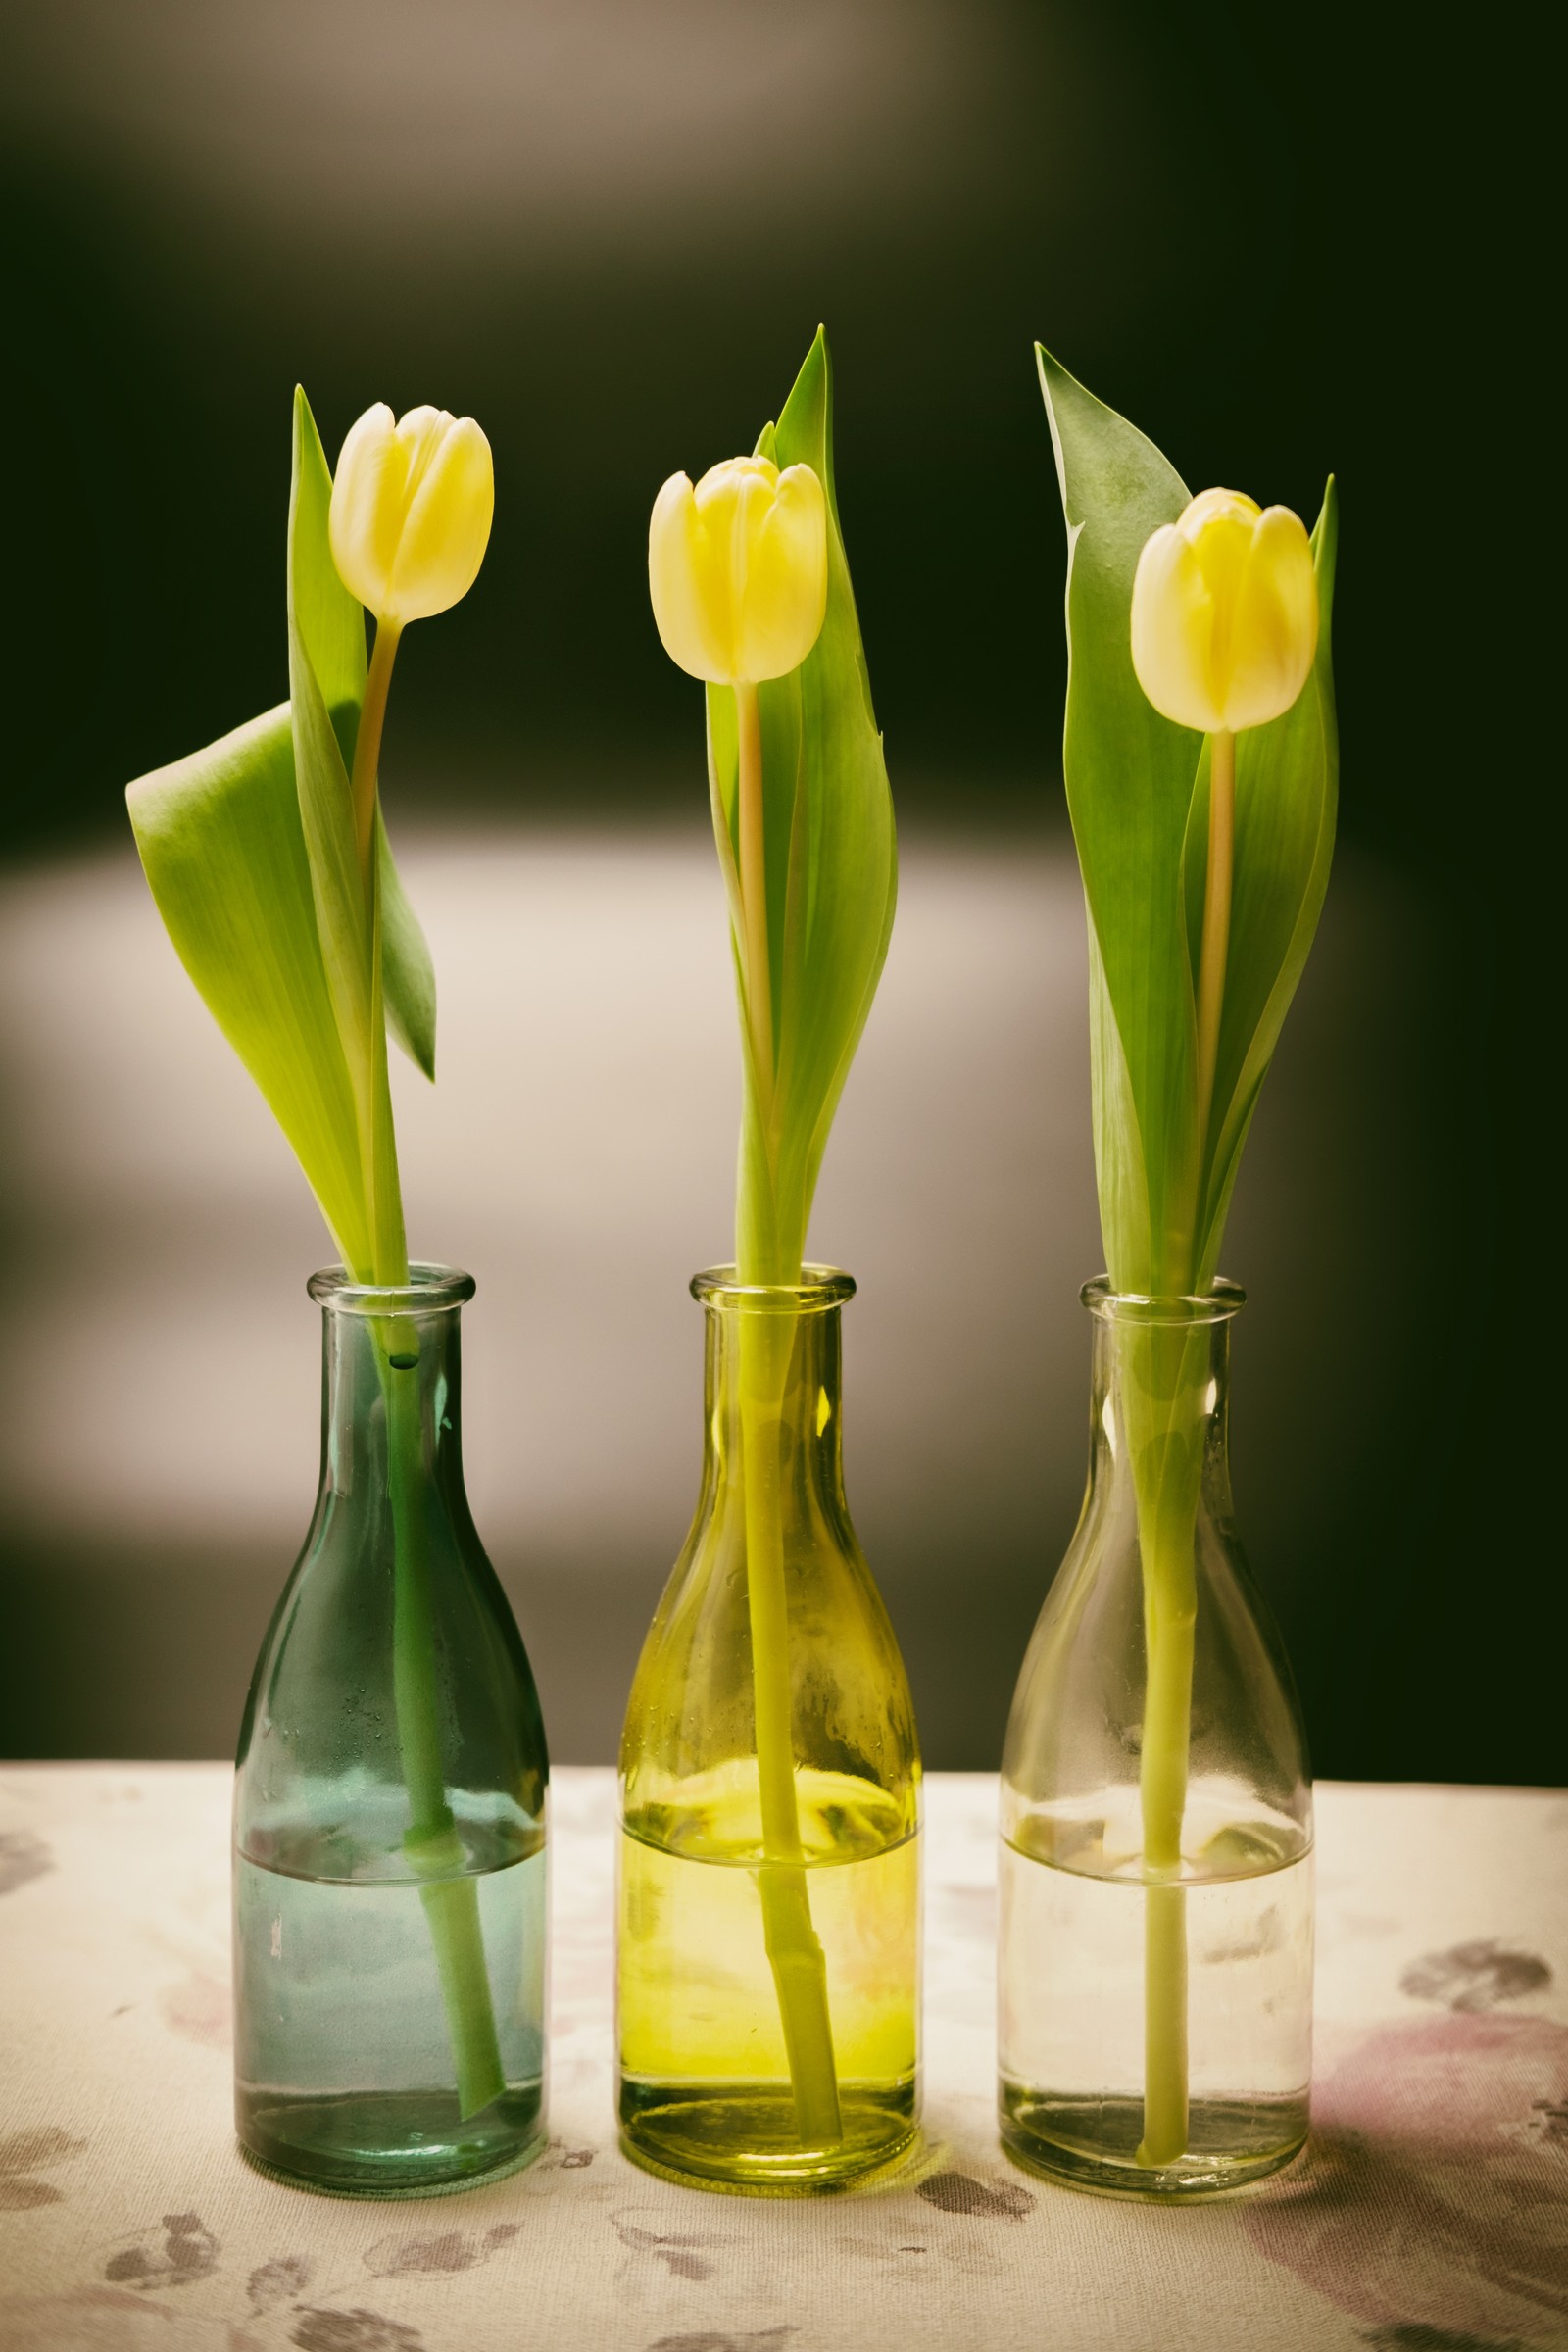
[3,0,1007,263]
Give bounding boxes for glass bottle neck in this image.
[315,1275,469,1506]
[1085,1288,1239,1520]
[701,1298,849,1520]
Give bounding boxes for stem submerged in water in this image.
[1126,1321,1206,2169]
[379,1327,505,2121]
[1135,1497,1197,2168]
[1130,723,1240,2167]
[738,1311,843,2146]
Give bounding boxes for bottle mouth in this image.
[308,1262,477,1316]
[692,1264,856,1315]
[1081,1274,1245,1326]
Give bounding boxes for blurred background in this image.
[0,4,1553,1781]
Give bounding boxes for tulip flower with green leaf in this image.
[647,327,897,2148]
[1038,349,1338,2167]
[126,390,505,2119]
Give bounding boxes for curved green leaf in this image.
[289,385,436,1088]
[286,388,414,1279]
[125,384,440,1282]
[1037,347,1339,1293]
[707,327,898,1281]
[1038,346,1197,1292]
[1188,481,1339,1281]
[287,393,374,1142]
[378,813,437,1082]
[126,704,374,1274]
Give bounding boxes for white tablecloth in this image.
[2,1767,1565,2350]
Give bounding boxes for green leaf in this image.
[287,389,411,1277]
[289,385,436,1088]
[378,812,437,1082]
[1037,347,1339,1292]
[287,390,367,771]
[1189,481,1339,1282]
[287,390,375,1129]
[125,384,439,1282]
[126,704,375,1277]
[1038,346,1198,1292]
[707,327,898,1281]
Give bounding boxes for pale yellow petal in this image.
[1221,505,1318,731]
[738,463,827,680]
[650,455,824,684]
[1178,486,1260,539]
[386,416,494,622]
[650,472,733,681]
[328,403,402,614]
[1132,489,1317,735]
[1130,521,1223,732]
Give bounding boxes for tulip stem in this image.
[1119,1318,1208,2169]
[352,619,404,890]
[734,681,774,1108]
[731,674,842,2146]
[352,606,499,2119]
[738,1311,843,2147]
[1193,729,1235,1178]
[378,1339,506,2119]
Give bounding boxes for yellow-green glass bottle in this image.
[617,1266,921,2193]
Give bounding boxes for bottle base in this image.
[999,2088,1307,2200]
[236,2083,547,2199]
[619,2081,919,2195]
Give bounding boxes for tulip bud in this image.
[329,403,494,626]
[649,455,828,685]
[1131,487,1317,734]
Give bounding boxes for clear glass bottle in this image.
[618,1267,921,2193]
[999,1279,1311,2197]
[233,1264,549,2196]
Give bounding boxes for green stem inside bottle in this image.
[1125,1319,1207,2168]
[728,672,845,2148]
[1126,727,1242,2168]
[376,1324,505,2120]
[738,1309,843,2147]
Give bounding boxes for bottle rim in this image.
[1081,1273,1245,1326]
[692,1263,856,1315]
[308,1261,476,1316]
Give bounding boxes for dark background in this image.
[1,3,1556,1782]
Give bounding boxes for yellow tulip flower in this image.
[324,401,493,884]
[1131,487,1317,736]
[647,452,827,1121]
[329,403,494,627]
[649,455,827,686]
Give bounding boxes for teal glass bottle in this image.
[233,1264,548,2196]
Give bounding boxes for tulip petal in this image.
[389,416,494,624]
[742,464,828,681]
[650,471,733,681]
[328,403,402,617]
[716,464,773,679]
[1131,485,1318,735]
[1179,487,1260,538]
[1131,523,1222,732]
[1224,505,1318,732]
[653,454,826,686]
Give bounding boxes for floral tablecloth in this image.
[1,1766,1564,2351]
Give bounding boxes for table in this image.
[2,1769,1565,2351]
